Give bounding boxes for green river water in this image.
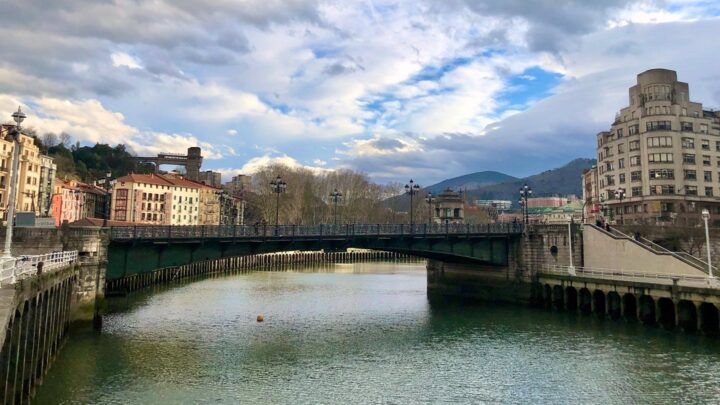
[34,262,720,404]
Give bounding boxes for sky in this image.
[1,0,719,185]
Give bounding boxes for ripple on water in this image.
[33,263,720,405]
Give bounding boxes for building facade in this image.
[52,179,109,226]
[198,170,222,188]
[596,69,720,225]
[434,189,464,224]
[0,126,52,222]
[38,154,56,217]
[224,174,252,196]
[110,173,200,225]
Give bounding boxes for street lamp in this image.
[270,175,287,227]
[329,189,343,226]
[103,172,112,227]
[614,188,626,225]
[3,107,26,260]
[519,184,532,225]
[702,208,714,282]
[425,192,436,225]
[404,179,421,227]
[566,214,576,275]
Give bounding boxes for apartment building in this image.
[0,125,53,221]
[596,68,720,225]
[110,173,200,225]
[224,174,252,196]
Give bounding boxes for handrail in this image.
[590,224,714,274]
[539,265,718,288]
[0,250,78,286]
[108,223,525,241]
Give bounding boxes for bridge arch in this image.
[552,285,564,310]
[677,300,697,332]
[657,298,676,330]
[699,303,719,334]
[565,287,578,312]
[606,292,621,320]
[639,295,656,325]
[593,290,606,317]
[578,288,592,314]
[623,293,638,320]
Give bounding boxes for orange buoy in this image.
[256,314,264,322]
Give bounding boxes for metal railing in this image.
[539,264,718,288]
[0,251,78,286]
[593,224,715,274]
[109,223,524,241]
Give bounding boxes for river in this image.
[34,262,720,404]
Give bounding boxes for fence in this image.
[109,222,524,240]
[539,264,718,289]
[0,251,78,286]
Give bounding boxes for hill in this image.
[425,171,517,194]
[465,158,596,202]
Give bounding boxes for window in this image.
[700,124,708,134]
[631,186,642,196]
[617,144,625,154]
[704,155,712,166]
[618,158,625,169]
[646,121,671,131]
[683,154,696,164]
[605,161,614,172]
[629,140,640,151]
[686,185,698,195]
[681,122,693,132]
[648,153,673,163]
[706,187,714,197]
[682,138,695,149]
[661,202,674,212]
[647,136,672,147]
[704,171,713,182]
[606,175,615,186]
[702,140,711,150]
[650,185,675,195]
[631,171,641,182]
[630,156,642,166]
[649,169,674,179]
[114,189,128,221]
[617,128,624,138]
[684,170,697,180]
[629,125,639,135]
[619,173,626,184]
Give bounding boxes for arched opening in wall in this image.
[579,288,592,314]
[699,303,719,335]
[543,284,552,308]
[593,290,606,317]
[657,298,676,330]
[550,245,558,256]
[606,292,621,320]
[677,300,698,332]
[639,295,655,325]
[565,287,578,312]
[623,293,638,320]
[552,285,564,310]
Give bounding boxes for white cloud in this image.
[111,52,142,70]
[227,129,238,135]
[238,154,330,174]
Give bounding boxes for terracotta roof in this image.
[157,174,200,189]
[115,173,176,187]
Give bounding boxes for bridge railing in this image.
[0,250,79,286]
[109,223,523,240]
[539,264,718,288]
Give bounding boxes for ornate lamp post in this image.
[425,192,435,225]
[519,184,532,225]
[270,176,287,227]
[614,188,626,225]
[702,208,714,283]
[404,179,421,226]
[103,171,112,227]
[329,189,343,225]
[3,107,26,260]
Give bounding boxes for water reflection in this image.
[35,262,720,404]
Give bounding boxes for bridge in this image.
[106,223,524,283]
[133,146,203,181]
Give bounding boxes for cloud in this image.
[238,154,330,174]
[111,52,143,70]
[227,129,238,135]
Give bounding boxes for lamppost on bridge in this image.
[702,208,714,284]
[329,189,343,226]
[425,192,436,225]
[270,175,287,228]
[404,179,421,227]
[614,188,626,225]
[519,184,532,225]
[3,107,26,261]
[103,171,112,227]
